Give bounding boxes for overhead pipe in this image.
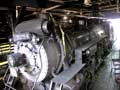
[117,0,119,12]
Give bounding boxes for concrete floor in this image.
[92,51,120,90]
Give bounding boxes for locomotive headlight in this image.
[7,54,19,77]
[7,53,26,67]
[7,55,14,67]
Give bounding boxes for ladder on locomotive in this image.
[3,68,16,90]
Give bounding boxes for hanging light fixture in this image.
[84,0,91,6]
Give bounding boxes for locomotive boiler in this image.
[5,13,112,90]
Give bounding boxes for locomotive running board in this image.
[52,40,97,84]
[52,63,85,84]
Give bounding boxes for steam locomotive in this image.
[5,13,112,90]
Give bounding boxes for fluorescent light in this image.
[108,19,120,50]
